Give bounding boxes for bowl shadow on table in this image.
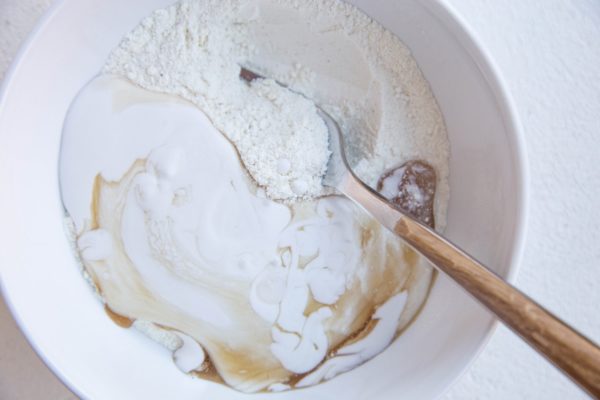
[0,295,77,400]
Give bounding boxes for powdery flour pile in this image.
[104,1,330,201]
[104,0,449,208]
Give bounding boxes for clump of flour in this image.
[104,0,330,201]
[104,0,449,218]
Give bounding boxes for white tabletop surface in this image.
[0,0,598,399]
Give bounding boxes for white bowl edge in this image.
[0,2,88,398]
[420,0,529,397]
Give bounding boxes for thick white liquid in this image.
[59,77,434,393]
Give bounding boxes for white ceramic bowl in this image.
[0,0,527,399]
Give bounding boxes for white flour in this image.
[105,1,330,201]
[104,0,449,215]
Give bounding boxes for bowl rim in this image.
[420,0,529,397]
[0,0,529,398]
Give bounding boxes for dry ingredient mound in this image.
[104,0,330,201]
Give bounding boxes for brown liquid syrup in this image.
[97,158,438,391]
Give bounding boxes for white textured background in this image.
[0,0,599,399]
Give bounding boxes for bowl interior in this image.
[0,0,525,399]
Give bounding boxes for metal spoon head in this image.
[318,109,351,190]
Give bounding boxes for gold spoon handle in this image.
[340,173,600,398]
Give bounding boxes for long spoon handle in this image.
[341,174,600,399]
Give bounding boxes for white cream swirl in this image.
[60,77,433,393]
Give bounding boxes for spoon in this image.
[320,107,600,398]
[240,68,600,397]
